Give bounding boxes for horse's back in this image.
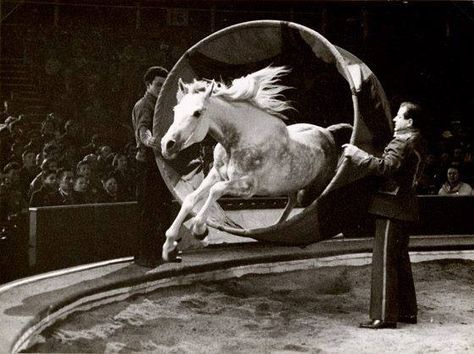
[287,123,335,150]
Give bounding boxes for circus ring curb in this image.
[1,235,473,353]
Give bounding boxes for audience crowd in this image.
[1,110,139,232]
[1,104,473,229]
[0,98,473,284]
[416,120,473,196]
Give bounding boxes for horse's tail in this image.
[327,123,353,148]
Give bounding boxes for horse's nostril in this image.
[166,139,176,151]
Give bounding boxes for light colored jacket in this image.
[132,92,156,162]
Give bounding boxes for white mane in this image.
[183,66,293,119]
[217,66,293,119]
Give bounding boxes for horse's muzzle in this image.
[161,138,180,160]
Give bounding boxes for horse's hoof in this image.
[166,248,182,263]
[192,221,208,239]
[194,227,209,241]
[162,239,176,262]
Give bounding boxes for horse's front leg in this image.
[163,168,221,261]
[192,176,256,237]
[277,192,297,224]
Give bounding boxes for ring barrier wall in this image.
[28,203,140,273]
[0,196,470,280]
[153,20,393,245]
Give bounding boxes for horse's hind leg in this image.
[277,192,297,224]
[163,168,221,261]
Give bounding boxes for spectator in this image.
[96,145,114,177]
[39,118,58,146]
[80,133,101,156]
[98,173,127,203]
[29,169,59,207]
[462,149,474,186]
[60,141,80,170]
[9,141,24,164]
[0,100,10,123]
[29,157,59,196]
[58,119,82,147]
[0,172,27,224]
[24,131,43,154]
[1,121,11,169]
[416,154,442,195]
[438,166,473,196]
[56,167,76,205]
[7,118,25,146]
[111,153,135,200]
[45,113,64,138]
[3,162,21,192]
[82,153,99,172]
[19,149,40,198]
[76,160,92,179]
[124,141,138,172]
[72,175,94,204]
[36,141,61,169]
[438,152,451,175]
[76,160,100,197]
[450,146,465,170]
[1,118,22,165]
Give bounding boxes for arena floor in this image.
[0,235,473,353]
[27,258,474,353]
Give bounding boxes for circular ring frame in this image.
[154,20,392,245]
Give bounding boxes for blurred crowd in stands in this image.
[417,120,473,196]
[0,107,139,231]
[1,100,473,228]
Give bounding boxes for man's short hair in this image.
[77,160,90,170]
[400,101,423,128]
[22,148,35,158]
[101,170,117,183]
[43,141,60,155]
[41,157,58,171]
[143,66,168,85]
[3,162,20,173]
[57,167,73,180]
[41,168,57,181]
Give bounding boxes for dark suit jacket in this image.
[30,187,62,207]
[349,128,424,221]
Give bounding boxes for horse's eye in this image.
[193,111,201,118]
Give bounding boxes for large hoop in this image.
[154,20,392,244]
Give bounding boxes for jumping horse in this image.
[161,66,352,261]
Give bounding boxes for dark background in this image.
[1,0,473,147]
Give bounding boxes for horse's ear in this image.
[176,78,187,102]
[204,81,215,100]
[178,78,188,93]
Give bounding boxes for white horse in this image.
[161,66,352,261]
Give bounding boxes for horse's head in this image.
[161,79,214,160]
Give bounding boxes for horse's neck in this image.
[206,97,281,150]
[206,98,243,149]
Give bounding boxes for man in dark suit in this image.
[132,66,180,268]
[343,101,425,329]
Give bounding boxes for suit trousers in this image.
[369,218,417,322]
[135,156,172,260]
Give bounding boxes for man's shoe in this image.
[359,319,397,329]
[398,315,417,324]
